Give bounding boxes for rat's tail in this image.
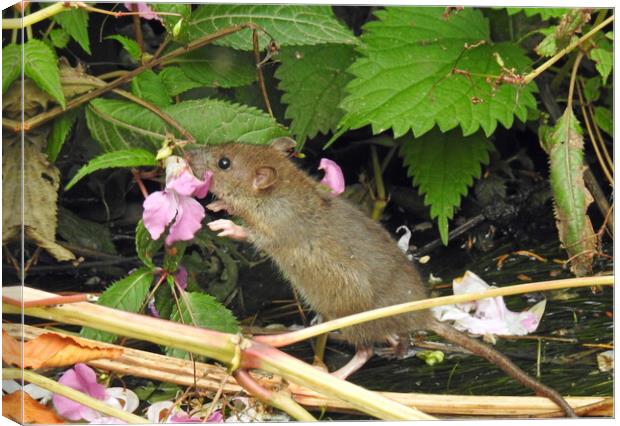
[428,320,577,417]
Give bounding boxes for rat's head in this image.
[186,137,297,204]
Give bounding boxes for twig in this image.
[414,214,485,256]
[252,29,274,117]
[130,4,145,56]
[2,2,67,29]
[522,15,614,84]
[6,24,270,133]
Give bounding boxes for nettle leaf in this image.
[2,43,21,93]
[65,149,158,190]
[80,268,154,343]
[534,9,589,57]
[86,98,290,152]
[590,38,612,84]
[541,109,596,276]
[167,291,239,359]
[53,8,90,54]
[275,44,356,145]
[23,39,65,108]
[175,46,256,88]
[399,129,493,244]
[47,109,78,162]
[594,106,612,136]
[506,8,569,19]
[106,35,141,61]
[583,76,601,103]
[150,3,191,38]
[49,28,70,49]
[184,4,357,50]
[131,70,172,107]
[338,7,536,141]
[158,67,202,96]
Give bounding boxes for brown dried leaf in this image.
[3,391,65,424]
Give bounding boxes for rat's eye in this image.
[218,157,231,170]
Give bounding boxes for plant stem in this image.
[523,14,614,85]
[252,29,273,117]
[6,23,267,133]
[2,2,67,29]
[131,4,145,57]
[3,369,150,424]
[370,145,387,221]
[255,275,613,347]
[566,51,584,112]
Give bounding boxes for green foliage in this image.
[534,9,588,57]
[594,106,612,136]
[150,3,191,38]
[131,70,172,107]
[2,43,21,93]
[136,220,163,269]
[23,39,65,108]
[106,35,142,61]
[47,109,78,162]
[506,8,569,19]
[85,98,289,152]
[80,268,154,342]
[583,76,601,102]
[158,67,203,96]
[589,38,612,84]
[167,291,239,359]
[399,129,493,244]
[540,109,596,276]
[49,28,70,49]
[65,149,158,190]
[57,206,117,254]
[175,46,256,88]
[53,8,90,54]
[276,44,356,145]
[336,7,537,141]
[184,4,357,50]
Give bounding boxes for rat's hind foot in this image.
[208,219,248,241]
[331,346,374,380]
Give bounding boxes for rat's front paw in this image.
[207,219,248,241]
[206,200,231,213]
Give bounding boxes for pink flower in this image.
[52,364,106,421]
[124,2,162,22]
[318,158,345,195]
[143,156,212,246]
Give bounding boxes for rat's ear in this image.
[270,137,296,153]
[253,166,278,191]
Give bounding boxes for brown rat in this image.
[187,138,576,417]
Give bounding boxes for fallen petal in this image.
[396,225,412,253]
[53,364,106,421]
[318,158,345,195]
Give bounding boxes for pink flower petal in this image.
[192,171,213,199]
[53,364,106,421]
[125,2,162,22]
[174,265,188,290]
[165,196,205,245]
[318,158,345,195]
[207,410,224,423]
[143,191,177,240]
[167,171,205,197]
[147,297,160,317]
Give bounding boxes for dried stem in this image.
[252,29,274,117]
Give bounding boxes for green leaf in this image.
[49,28,70,49]
[80,268,154,342]
[158,67,203,96]
[534,9,588,57]
[167,291,239,359]
[337,7,537,140]
[65,149,158,190]
[184,4,357,50]
[594,106,612,136]
[275,44,356,146]
[85,98,290,152]
[2,43,21,93]
[53,8,90,54]
[47,109,78,162]
[399,129,493,245]
[23,39,65,108]
[506,8,569,19]
[605,31,613,40]
[149,3,191,38]
[136,220,163,268]
[106,35,142,61]
[57,206,117,255]
[583,76,601,103]
[175,46,256,88]
[590,38,612,84]
[541,109,596,276]
[131,70,172,107]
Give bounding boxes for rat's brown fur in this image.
[187,140,575,417]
